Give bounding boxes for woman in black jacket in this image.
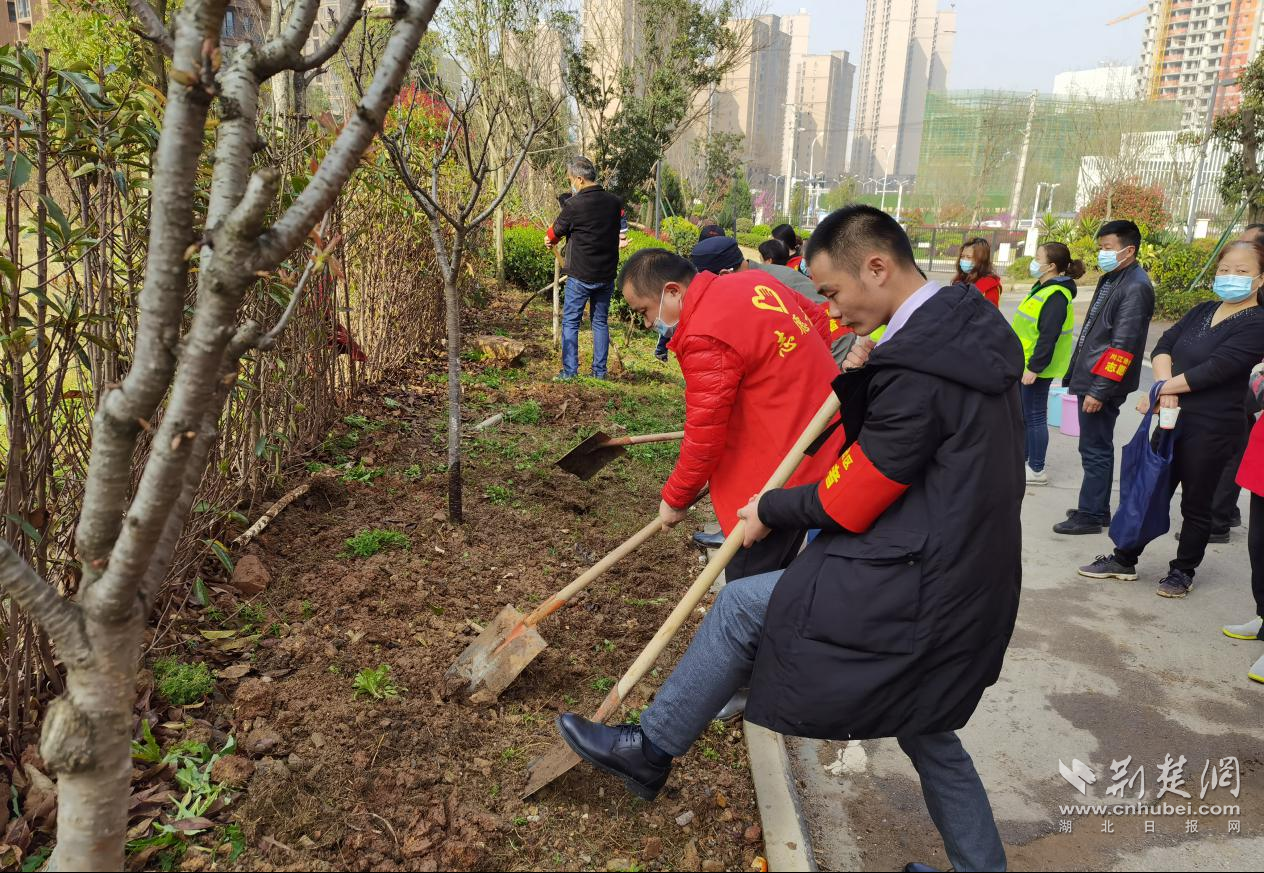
[1079,240,1264,597]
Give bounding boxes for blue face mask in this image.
[959,258,974,273]
[1029,259,1045,278]
[1213,274,1258,302]
[1098,248,1124,272]
[654,287,679,340]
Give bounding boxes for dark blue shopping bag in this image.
[1109,382,1176,553]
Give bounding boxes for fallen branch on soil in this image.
[232,474,329,548]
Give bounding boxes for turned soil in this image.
[118,299,764,872]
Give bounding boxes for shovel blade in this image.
[521,738,583,798]
[444,605,549,703]
[554,431,627,480]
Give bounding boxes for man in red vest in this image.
[619,248,845,579]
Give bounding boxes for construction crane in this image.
[1106,5,1148,26]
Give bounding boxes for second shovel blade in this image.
[445,604,549,703]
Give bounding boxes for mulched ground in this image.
[99,298,765,872]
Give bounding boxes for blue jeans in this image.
[1076,394,1122,522]
[1020,378,1052,472]
[561,277,612,378]
[640,571,1006,872]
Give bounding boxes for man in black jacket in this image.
[555,206,1023,873]
[1055,220,1156,535]
[547,156,625,380]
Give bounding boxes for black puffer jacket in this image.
[743,284,1025,740]
[1065,261,1155,402]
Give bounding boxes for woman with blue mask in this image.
[1079,240,1264,600]
[1011,243,1085,485]
[953,237,1003,307]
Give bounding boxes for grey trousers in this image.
[639,570,1008,873]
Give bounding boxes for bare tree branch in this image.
[127,0,174,58]
[294,0,368,72]
[262,0,444,263]
[0,542,90,668]
[76,0,227,596]
[257,0,321,78]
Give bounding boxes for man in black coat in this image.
[556,206,1024,872]
[1054,219,1155,535]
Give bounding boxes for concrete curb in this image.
[744,721,818,872]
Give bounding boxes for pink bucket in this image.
[1060,393,1080,437]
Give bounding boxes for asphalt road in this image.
[790,287,1264,871]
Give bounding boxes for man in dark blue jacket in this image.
[556,206,1024,873]
[1055,220,1156,535]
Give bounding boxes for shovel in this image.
[555,430,685,480]
[446,489,707,703]
[522,390,842,798]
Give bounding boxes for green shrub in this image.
[611,230,672,324]
[735,217,753,234]
[1149,241,1214,319]
[504,226,554,291]
[340,528,410,558]
[661,216,699,255]
[153,658,215,706]
[1008,255,1035,281]
[735,232,764,249]
[750,223,771,238]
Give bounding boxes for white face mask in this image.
[654,287,679,339]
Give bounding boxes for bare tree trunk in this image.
[444,272,463,521]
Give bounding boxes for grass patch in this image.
[341,462,385,484]
[340,529,410,558]
[484,484,513,505]
[352,664,403,700]
[506,400,542,424]
[153,658,215,706]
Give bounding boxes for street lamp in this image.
[1029,182,1047,231]
[892,178,907,223]
[770,174,785,217]
[1045,183,1061,214]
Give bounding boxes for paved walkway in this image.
[790,293,1264,870]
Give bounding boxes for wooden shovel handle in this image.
[588,391,842,722]
[599,431,684,448]
[522,487,710,627]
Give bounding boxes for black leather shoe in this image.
[556,714,672,800]
[692,530,725,549]
[1054,512,1103,535]
[903,864,941,872]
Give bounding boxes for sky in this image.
[772,0,1150,93]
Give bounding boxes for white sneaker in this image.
[1250,652,1264,684]
[1026,465,1048,485]
[1223,616,1263,640]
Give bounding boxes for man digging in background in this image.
[557,206,1024,873]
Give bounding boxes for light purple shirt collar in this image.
[877,280,942,345]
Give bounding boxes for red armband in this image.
[816,442,909,533]
[1091,348,1135,382]
[546,226,559,244]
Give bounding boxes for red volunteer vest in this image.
[668,271,845,531]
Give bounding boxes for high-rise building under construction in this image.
[1137,0,1264,130]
